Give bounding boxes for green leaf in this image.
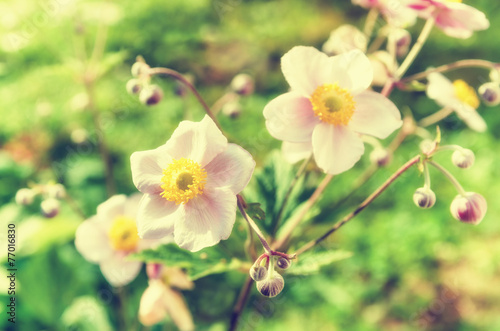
[287,250,353,276]
[62,296,113,331]
[130,243,245,281]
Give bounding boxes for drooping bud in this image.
[41,198,60,218]
[369,148,392,167]
[451,149,475,169]
[230,73,254,96]
[478,82,500,106]
[393,28,411,58]
[450,192,487,225]
[139,85,163,106]
[275,257,291,270]
[413,187,436,209]
[47,183,66,199]
[256,273,284,298]
[146,263,163,279]
[322,24,367,56]
[221,100,242,119]
[126,78,142,95]
[369,51,396,87]
[15,188,35,205]
[131,61,150,77]
[249,265,268,281]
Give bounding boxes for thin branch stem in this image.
[364,8,379,38]
[395,16,436,79]
[295,155,421,256]
[147,67,222,131]
[229,276,254,331]
[237,195,272,254]
[427,160,467,196]
[418,107,454,127]
[272,174,334,251]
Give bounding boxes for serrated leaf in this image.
[287,250,353,276]
[130,243,244,280]
[247,203,266,221]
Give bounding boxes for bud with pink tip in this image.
[450,192,487,225]
[139,85,163,106]
[413,187,436,209]
[393,28,411,58]
[230,74,254,96]
[41,198,60,218]
[249,265,268,281]
[15,188,35,205]
[126,78,142,95]
[256,273,284,298]
[131,61,150,77]
[222,100,242,118]
[370,148,392,167]
[275,257,291,270]
[451,149,475,169]
[47,183,66,199]
[478,82,500,106]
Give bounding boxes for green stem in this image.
[418,107,454,127]
[427,160,467,196]
[364,8,379,38]
[237,195,272,254]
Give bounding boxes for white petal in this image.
[339,49,373,94]
[349,90,402,139]
[100,253,142,287]
[136,194,182,239]
[130,145,172,195]
[453,103,487,132]
[426,72,456,107]
[139,280,168,326]
[436,2,489,39]
[75,218,114,263]
[174,187,236,252]
[96,195,127,228]
[312,123,365,175]
[124,193,143,220]
[161,287,195,331]
[263,92,319,143]
[281,141,312,164]
[165,115,227,166]
[204,144,256,194]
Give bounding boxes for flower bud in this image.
[41,198,60,218]
[249,265,268,281]
[221,100,242,119]
[126,78,142,95]
[393,28,411,58]
[275,257,291,270]
[139,85,163,106]
[230,74,254,96]
[451,149,475,169]
[322,24,367,56]
[478,82,500,106]
[131,61,150,77]
[15,188,35,205]
[146,263,163,279]
[47,183,66,199]
[256,273,284,298]
[450,192,487,225]
[369,51,396,87]
[413,187,436,209]
[369,148,392,167]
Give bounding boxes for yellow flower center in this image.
[447,0,462,3]
[108,216,139,252]
[309,83,356,126]
[160,158,207,205]
[452,79,479,109]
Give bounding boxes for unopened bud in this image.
[478,82,500,106]
[230,74,254,96]
[249,265,268,281]
[41,198,60,218]
[452,149,475,169]
[222,100,242,118]
[450,192,487,225]
[275,257,291,270]
[393,28,411,58]
[369,51,396,87]
[15,188,35,205]
[139,85,163,106]
[256,273,284,298]
[370,148,392,167]
[126,78,142,95]
[413,187,436,209]
[322,24,367,56]
[47,183,66,199]
[146,263,163,279]
[131,61,150,77]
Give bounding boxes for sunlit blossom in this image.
[352,0,417,27]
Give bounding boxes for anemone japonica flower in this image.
[352,0,417,27]
[130,115,255,252]
[75,194,161,287]
[407,0,489,39]
[264,47,402,175]
[426,72,486,132]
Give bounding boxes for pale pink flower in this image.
[407,0,489,38]
[426,72,486,132]
[352,0,417,27]
[75,194,161,287]
[264,47,402,175]
[130,115,255,252]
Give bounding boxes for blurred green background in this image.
[1,0,499,330]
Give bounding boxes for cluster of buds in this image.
[213,73,255,119]
[15,182,66,218]
[249,252,294,298]
[477,68,500,107]
[126,59,164,106]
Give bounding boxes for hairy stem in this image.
[229,276,254,331]
[237,195,272,254]
[428,160,467,196]
[418,107,454,127]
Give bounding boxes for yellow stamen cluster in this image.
[108,216,139,252]
[447,0,462,3]
[160,158,207,205]
[309,83,356,126]
[453,79,479,109]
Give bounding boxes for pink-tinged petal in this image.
[349,90,402,139]
[263,92,319,143]
[338,49,373,94]
[137,194,182,239]
[130,145,172,195]
[281,141,312,164]
[124,193,143,220]
[436,2,489,39]
[75,218,114,263]
[426,72,456,107]
[161,287,195,331]
[96,195,126,228]
[165,115,227,166]
[99,253,142,287]
[204,144,256,194]
[139,279,168,326]
[312,123,365,175]
[174,187,236,252]
[453,103,487,132]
